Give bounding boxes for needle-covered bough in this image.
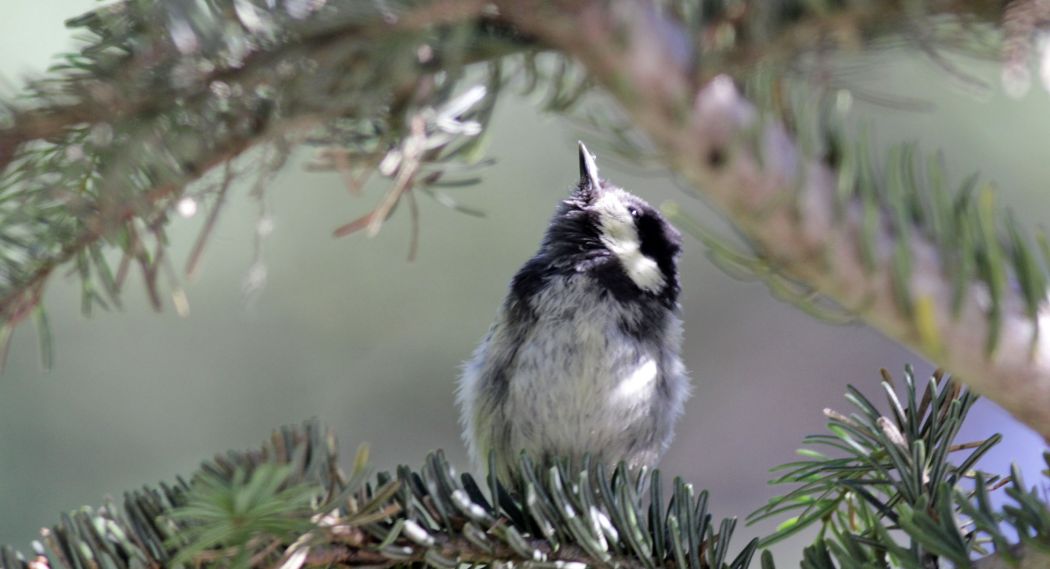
[0,368,1045,569]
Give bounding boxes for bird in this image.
[457,141,690,485]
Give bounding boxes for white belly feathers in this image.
[502,276,668,459]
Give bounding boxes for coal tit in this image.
[457,142,690,484]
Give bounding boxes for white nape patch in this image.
[594,192,664,292]
[612,357,658,403]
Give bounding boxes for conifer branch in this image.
[0,419,759,569]
[751,366,1050,569]
[0,368,1045,569]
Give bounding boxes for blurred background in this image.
[0,1,1047,564]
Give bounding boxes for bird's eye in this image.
[628,206,640,218]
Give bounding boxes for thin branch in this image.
[185,161,235,280]
[0,131,260,319]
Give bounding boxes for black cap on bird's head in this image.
[518,141,683,307]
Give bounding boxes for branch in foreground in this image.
[0,367,1045,569]
[751,366,1050,569]
[0,420,756,569]
[493,0,1050,440]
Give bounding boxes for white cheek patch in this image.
[594,193,665,293]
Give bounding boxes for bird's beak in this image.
[578,141,602,192]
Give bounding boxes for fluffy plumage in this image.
[457,143,690,484]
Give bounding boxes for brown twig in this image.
[185,161,235,281]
